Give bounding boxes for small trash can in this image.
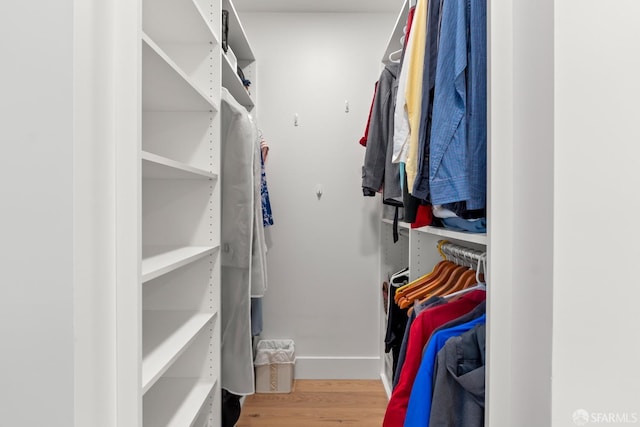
[254,339,295,393]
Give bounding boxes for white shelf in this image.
[221,53,254,108]
[144,378,216,427]
[143,34,218,112]
[413,226,487,245]
[142,151,217,180]
[143,0,218,45]
[222,0,255,61]
[142,311,216,393]
[142,246,216,283]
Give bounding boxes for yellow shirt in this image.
[405,0,429,191]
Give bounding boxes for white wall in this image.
[509,0,555,425]
[240,12,395,378]
[0,1,74,425]
[553,0,640,424]
[491,1,640,426]
[488,1,555,425]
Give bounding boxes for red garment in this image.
[382,290,486,427]
[406,6,417,42]
[410,204,433,228]
[359,81,378,147]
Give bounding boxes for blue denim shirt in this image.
[411,0,443,201]
[466,0,487,210]
[418,0,487,209]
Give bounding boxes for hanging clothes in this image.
[418,0,487,208]
[359,81,379,147]
[220,87,267,396]
[257,129,273,228]
[403,0,430,191]
[410,0,444,201]
[383,290,486,427]
[251,150,269,298]
[385,269,410,378]
[362,62,402,205]
[392,5,417,164]
[394,5,424,226]
[392,295,445,389]
[404,314,487,427]
[429,324,486,427]
[251,131,272,341]
[251,129,268,299]
[363,0,487,222]
[384,239,487,426]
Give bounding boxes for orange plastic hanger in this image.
[394,260,452,303]
[399,262,465,309]
[407,264,468,305]
[394,240,450,301]
[430,264,470,296]
[442,268,476,296]
[405,263,468,313]
[397,261,455,306]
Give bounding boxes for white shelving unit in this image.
[379,221,487,395]
[135,0,225,425]
[221,0,256,110]
[131,0,256,424]
[221,52,254,108]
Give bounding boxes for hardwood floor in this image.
[236,380,388,426]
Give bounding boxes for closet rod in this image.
[438,240,485,264]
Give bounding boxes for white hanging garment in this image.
[220,266,254,395]
[220,88,257,395]
[392,13,414,164]
[221,88,255,271]
[249,114,268,298]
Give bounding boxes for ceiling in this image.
[232,0,404,13]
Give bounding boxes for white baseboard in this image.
[293,356,381,379]
[380,372,392,399]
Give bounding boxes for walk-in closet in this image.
[3,0,640,426]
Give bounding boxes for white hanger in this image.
[390,267,410,286]
[444,283,486,300]
[388,48,402,63]
[388,22,408,64]
[475,253,487,285]
[390,266,409,279]
[443,253,487,300]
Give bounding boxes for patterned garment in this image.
[260,151,274,227]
